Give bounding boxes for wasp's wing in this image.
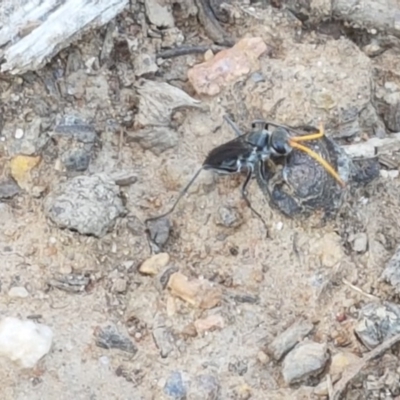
[203,137,253,173]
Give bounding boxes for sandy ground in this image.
[2,2,400,399]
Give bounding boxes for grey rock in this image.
[269,319,314,361]
[95,325,137,354]
[0,178,20,199]
[127,126,178,155]
[44,173,125,237]
[61,148,91,171]
[8,117,49,156]
[48,274,90,293]
[215,205,243,228]
[354,302,400,349]
[351,232,368,253]
[335,106,360,139]
[146,217,171,250]
[381,245,400,292]
[152,316,175,358]
[133,53,158,77]
[164,371,186,399]
[282,341,329,384]
[144,0,174,28]
[52,115,97,144]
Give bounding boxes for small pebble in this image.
[113,278,127,294]
[152,325,175,358]
[164,371,187,399]
[167,272,222,309]
[0,317,53,368]
[61,148,91,172]
[0,179,20,200]
[269,319,314,361]
[352,232,368,253]
[146,217,172,249]
[282,341,329,384]
[194,314,224,335]
[257,351,269,364]
[329,352,360,376]
[380,170,399,179]
[8,286,29,298]
[139,253,170,276]
[95,325,137,354]
[204,49,214,61]
[15,128,24,139]
[216,205,243,228]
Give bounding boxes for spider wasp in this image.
[145,115,345,238]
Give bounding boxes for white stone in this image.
[14,128,24,139]
[0,317,53,368]
[8,286,29,298]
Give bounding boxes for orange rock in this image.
[188,37,268,96]
[167,272,222,309]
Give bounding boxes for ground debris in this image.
[126,126,178,155]
[134,79,202,128]
[95,325,137,354]
[152,315,175,358]
[10,155,41,189]
[282,341,329,384]
[0,178,20,200]
[381,245,400,292]
[139,253,170,276]
[269,318,314,361]
[167,272,222,309]
[0,0,129,75]
[48,274,91,293]
[44,173,125,237]
[194,314,224,335]
[332,332,400,400]
[354,302,400,349]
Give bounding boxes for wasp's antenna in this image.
[223,115,244,138]
[288,140,345,188]
[145,167,204,224]
[286,123,345,187]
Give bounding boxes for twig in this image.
[327,374,334,400]
[332,332,400,400]
[342,278,380,301]
[157,45,227,59]
[194,0,235,46]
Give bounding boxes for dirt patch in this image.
[2,1,400,399]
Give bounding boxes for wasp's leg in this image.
[241,167,269,237]
[290,123,325,142]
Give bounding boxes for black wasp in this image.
[145,115,345,236]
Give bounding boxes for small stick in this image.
[157,45,227,59]
[332,332,400,400]
[342,278,380,301]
